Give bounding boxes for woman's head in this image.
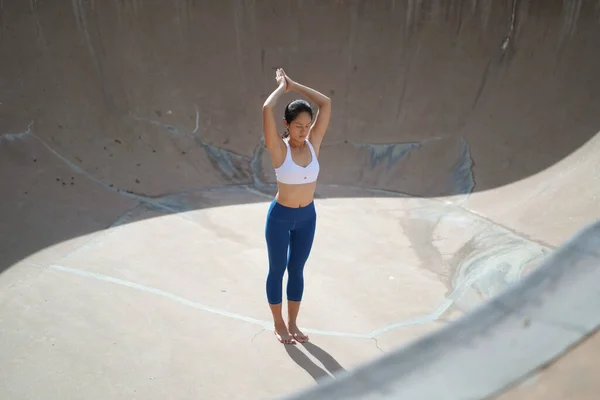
[283,99,313,140]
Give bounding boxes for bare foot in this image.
[288,324,309,343]
[274,324,296,344]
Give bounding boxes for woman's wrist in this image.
[292,82,330,106]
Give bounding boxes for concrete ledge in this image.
[281,220,600,400]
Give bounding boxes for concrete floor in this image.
[2,1,600,399]
[3,187,539,399]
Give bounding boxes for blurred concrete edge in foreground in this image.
[281,220,600,400]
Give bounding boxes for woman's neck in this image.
[288,138,305,148]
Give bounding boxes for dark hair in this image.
[283,99,313,138]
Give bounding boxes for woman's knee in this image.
[267,266,286,281]
[288,235,315,268]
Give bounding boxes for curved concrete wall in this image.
[2,1,598,193]
[281,219,600,400]
[3,2,599,272]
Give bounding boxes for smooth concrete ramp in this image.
[1,1,599,399]
[283,220,600,400]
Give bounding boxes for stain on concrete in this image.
[401,202,551,316]
[353,141,422,170]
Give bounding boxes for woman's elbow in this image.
[263,101,276,110]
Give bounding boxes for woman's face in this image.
[285,112,313,141]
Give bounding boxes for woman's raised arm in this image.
[262,69,288,151]
[282,69,331,148]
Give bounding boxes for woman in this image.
[262,68,331,344]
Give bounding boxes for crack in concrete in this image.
[471,58,493,111]
[500,0,520,57]
[251,328,266,344]
[473,0,521,110]
[371,337,384,353]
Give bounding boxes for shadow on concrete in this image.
[285,341,346,383]
[302,342,346,375]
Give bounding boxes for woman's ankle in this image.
[273,318,287,328]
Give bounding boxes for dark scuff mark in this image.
[196,139,253,183]
[353,141,421,171]
[448,137,475,195]
[471,58,493,110]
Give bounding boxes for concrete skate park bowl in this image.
[2,1,600,399]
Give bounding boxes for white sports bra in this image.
[274,139,320,185]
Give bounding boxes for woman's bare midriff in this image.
[275,181,317,208]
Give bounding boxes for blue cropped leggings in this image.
[265,199,317,305]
